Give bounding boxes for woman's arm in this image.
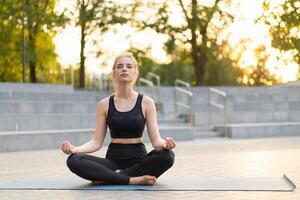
[144,96,176,150]
[61,98,108,154]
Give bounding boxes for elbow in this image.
[96,144,101,151]
[95,143,102,151]
[92,139,102,151]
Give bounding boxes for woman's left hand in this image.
[163,137,176,150]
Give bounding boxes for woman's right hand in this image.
[61,140,77,155]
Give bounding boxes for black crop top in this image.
[106,93,146,138]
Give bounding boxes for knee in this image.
[66,153,83,170]
[157,149,175,167]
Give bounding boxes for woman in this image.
[61,53,176,185]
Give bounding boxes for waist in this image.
[106,142,147,159]
[111,137,143,144]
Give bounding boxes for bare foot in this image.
[129,175,157,185]
[91,180,107,185]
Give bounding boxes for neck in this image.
[114,84,136,98]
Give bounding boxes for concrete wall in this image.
[0,83,299,132]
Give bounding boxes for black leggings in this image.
[66,143,175,185]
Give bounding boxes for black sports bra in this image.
[106,93,146,138]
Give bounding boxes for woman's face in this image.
[113,56,137,84]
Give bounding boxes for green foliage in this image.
[0,0,66,83]
[239,45,281,86]
[262,0,300,65]
[0,0,22,81]
[131,0,236,85]
[130,46,196,86]
[205,57,242,86]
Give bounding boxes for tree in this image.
[72,0,128,88]
[262,0,300,73]
[0,0,65,83]
[25,0,65,82]
[239,45,280,86]
[0,1,23,81]
[132,0,234,85]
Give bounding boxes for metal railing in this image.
[138,77,154,97]
[208,88,227,137]
[146,72,163,112]
[174,79,194,125]
[146,72,161,102]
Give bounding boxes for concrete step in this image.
[194,110,300,125]
[0,125,196,152]
[0,114,96,132]
[214,122,300,138]
[192,102,300,112]
[0,101,98,114]
[193,126,224,138]
[0,112,190,132]
[0,91,103,102]
[0,82,74,93]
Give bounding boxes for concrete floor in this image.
[0,137,299,200]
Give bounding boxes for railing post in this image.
[174,79,193,126]
[224,96,227,137]
[208,89,211,128]
[208,87,227,137]
[189,94,194,125]
[173,86,177,125]
[139,78,154,97]
[147,72,160,97]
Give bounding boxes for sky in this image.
[53,0,299,83]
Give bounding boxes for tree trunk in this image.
[191,42,207,86]
[190,0,207,86]
[79,22,86,88]
[194,53,207,86]
[28,22,37,83]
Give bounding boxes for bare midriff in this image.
[111,137,143,144]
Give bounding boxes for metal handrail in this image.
[175,79,190,88]
[174,79,194,125]
[147,72,160,87]
[146,72,161,103]
[138,77,154,97]
[208,87,227,137]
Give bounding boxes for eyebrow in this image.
[117,63,133,66]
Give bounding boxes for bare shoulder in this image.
[97,96,110,116]
[142,94,156,109]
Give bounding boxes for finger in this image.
[164,139,169,149]
[163,141,168,149]
[167,137,175,148]
[67,140,73,148]
[65,142,70,153]
[67,141,74,153]
[169,138,176,148]
[62,141,67,153]
[166,139,171,149]
[67,141,75,154]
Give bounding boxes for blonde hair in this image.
[111,53,139,90]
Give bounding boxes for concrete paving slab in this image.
[0,137,299,199]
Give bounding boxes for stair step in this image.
[215,122,300,138]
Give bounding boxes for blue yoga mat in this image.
[0,175,296,191]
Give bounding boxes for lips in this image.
[121,74,129,76]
